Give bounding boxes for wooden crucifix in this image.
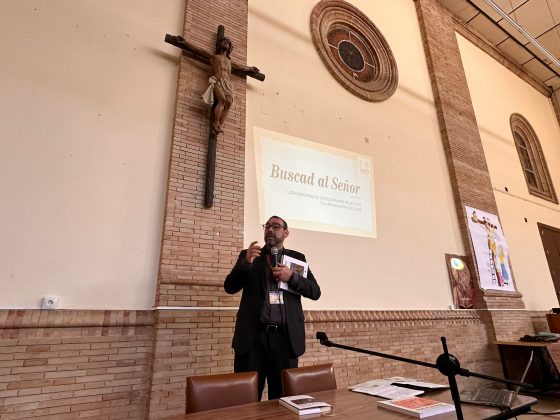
[165,26,265,208]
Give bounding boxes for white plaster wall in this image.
[0,0,184,309]
[457,33,560,310]
[246,0,465,310]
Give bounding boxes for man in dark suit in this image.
[224,215,321,400]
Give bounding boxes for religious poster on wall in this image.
[445,254,474,309]
[465,206,514,291]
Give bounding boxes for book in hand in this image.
[279,255,309,294]
[281,255,308,278]
[279,395,332,415]
[377,396,455,418]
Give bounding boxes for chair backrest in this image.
[281,363,337,396]
[186,371,258,413]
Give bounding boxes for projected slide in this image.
[254,127,376,238]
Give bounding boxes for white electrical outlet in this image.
[42,296,59,310]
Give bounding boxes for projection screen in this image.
[254,127,376,238]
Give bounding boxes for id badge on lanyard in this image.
[269,290,284,305]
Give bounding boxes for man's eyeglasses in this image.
[262,223,284,231]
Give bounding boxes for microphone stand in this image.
[316,332,533,420]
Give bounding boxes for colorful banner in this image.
[465,206,514,291]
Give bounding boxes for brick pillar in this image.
[146,1,249,418]
[155,2,248,307]
[415,0,532,338]
[551,90,560,128]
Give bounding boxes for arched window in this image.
[510,113,557,203]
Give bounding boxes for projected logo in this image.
[358,157,371,176]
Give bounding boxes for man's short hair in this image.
[270,215,288,229]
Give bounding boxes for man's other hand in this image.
[245,241,261,264]
[272,264,292,283]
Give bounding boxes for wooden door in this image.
[538,222,560,305]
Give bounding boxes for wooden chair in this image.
[185,371,258,413]
[281,363,337,396]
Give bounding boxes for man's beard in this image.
[265,235,279,247]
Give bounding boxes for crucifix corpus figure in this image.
[165,26,265,208]
[165,28,264,135]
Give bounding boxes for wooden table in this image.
[165,388,537,419]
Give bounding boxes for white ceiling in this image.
[438,0,560,92]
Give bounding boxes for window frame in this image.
[510,113,558,204]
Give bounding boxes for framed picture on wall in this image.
[445,254,474,309]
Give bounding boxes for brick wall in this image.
[415,0,530,323]
[552,91,560,128]
[154,0,248,308]
[146,308,501,417]
[147,0,250,417]
[528,310,549,332]
[305,310,502,388]
[415,0,536,350]
[1,307,546,419]
[0,310,153,419]
[415,0,496,281]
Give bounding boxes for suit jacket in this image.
[224,247,321,357]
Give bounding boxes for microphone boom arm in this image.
[316,331,437,370]
[315,332,533,420]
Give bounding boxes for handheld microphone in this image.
[271,247,278,267]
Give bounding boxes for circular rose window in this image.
[310,0,398,101]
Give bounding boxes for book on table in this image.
[279,395,332,415]
[377,396,455,418]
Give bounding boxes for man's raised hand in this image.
[245,241,261,264]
